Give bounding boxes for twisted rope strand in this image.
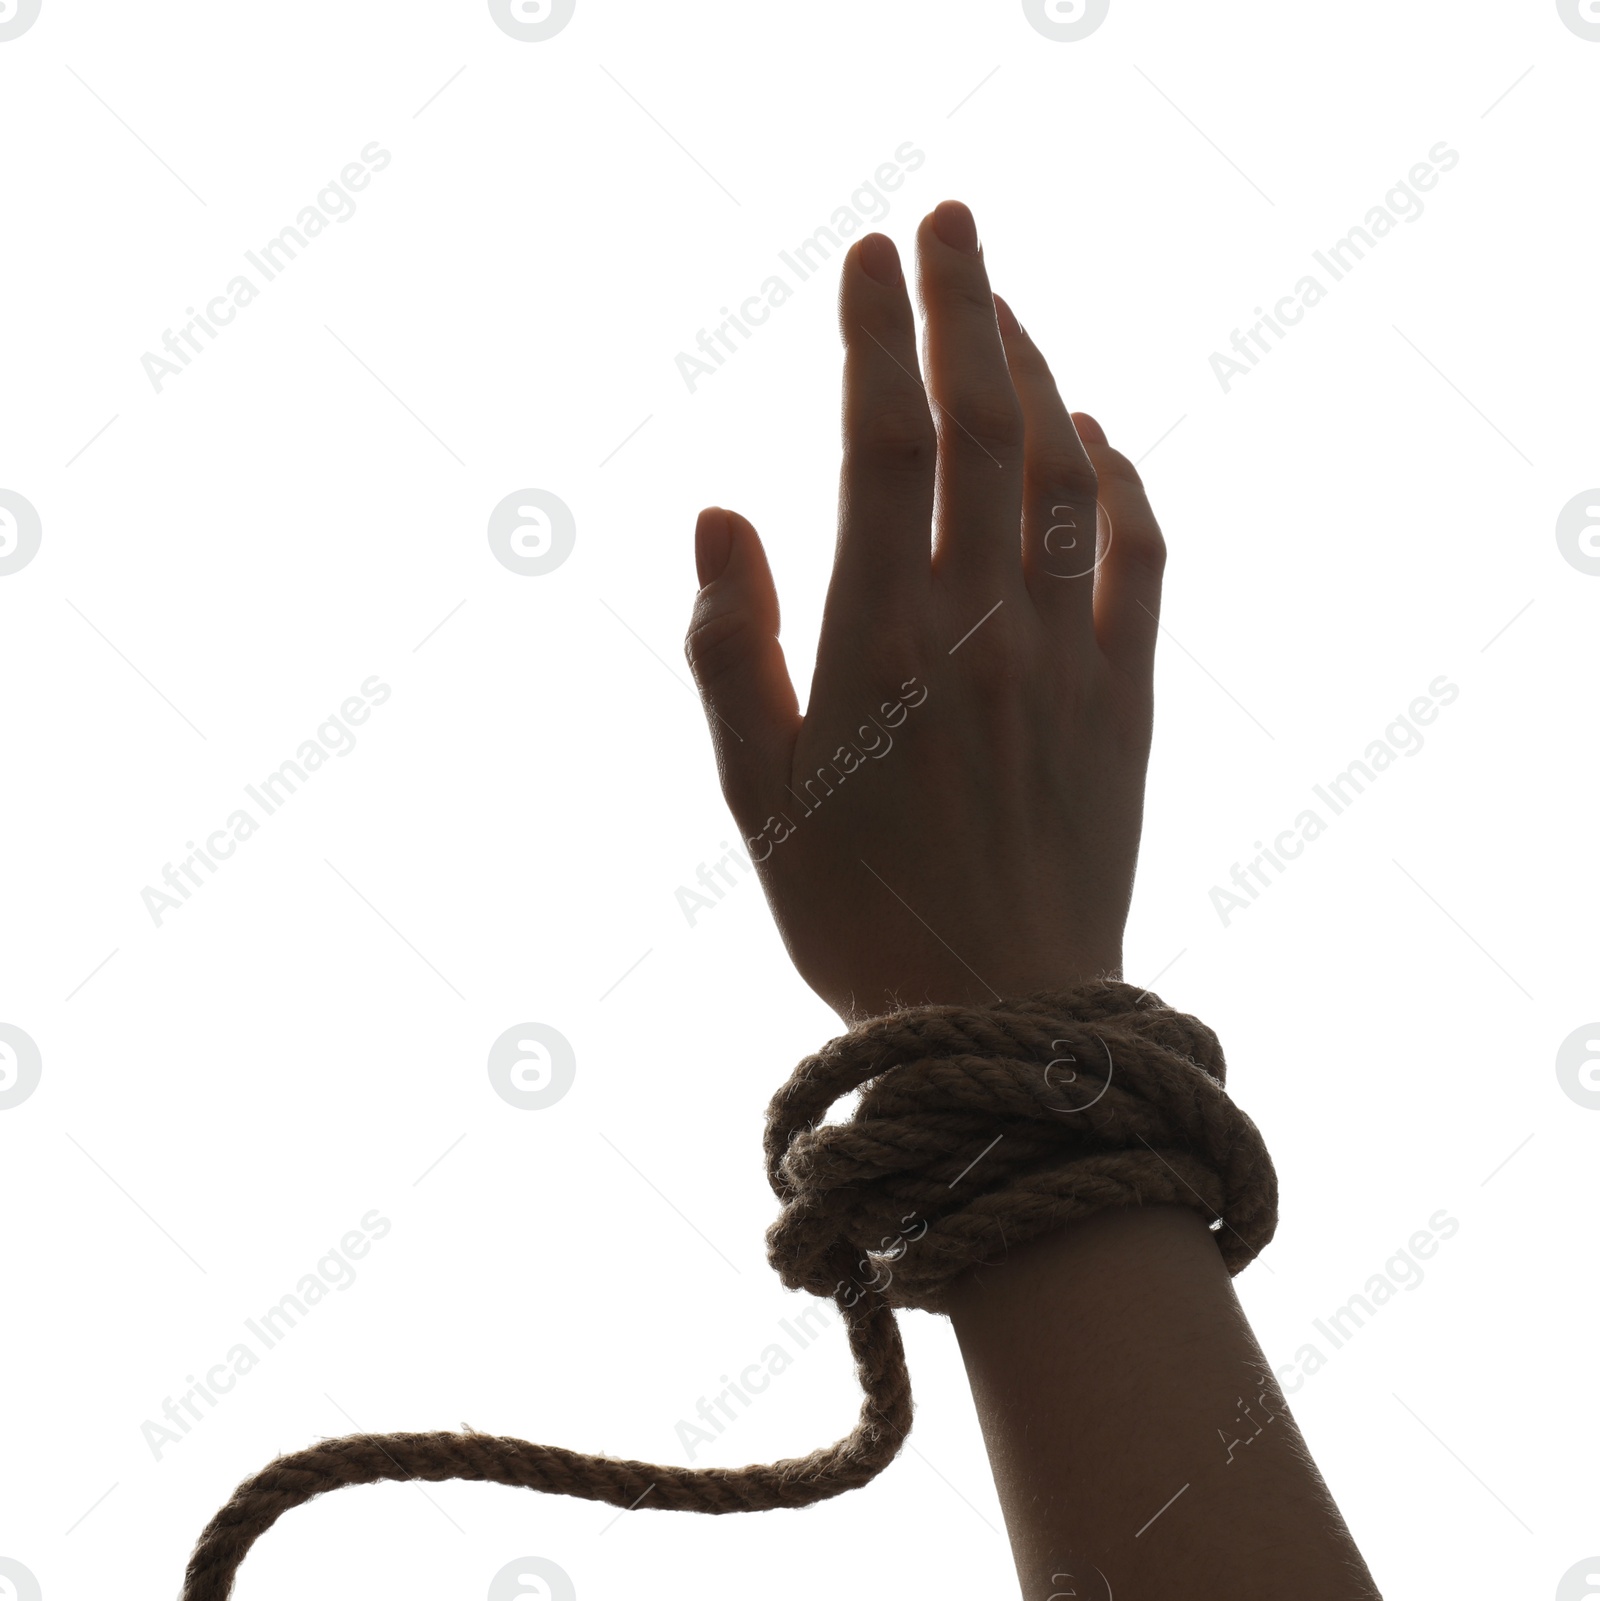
[179,983,1275,1600]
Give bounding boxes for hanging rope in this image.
[181,981,1276,1599]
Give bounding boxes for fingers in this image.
[817,208,1165,693]
[1071,414,1167,680]
[992,295,1100,639]
[833,232,935,604]
[914,201,1025,592]
[684,507,801,826]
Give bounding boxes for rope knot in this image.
[762,983,1275,1314]
[181,982,1275,1600]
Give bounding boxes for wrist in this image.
[828,947,1124,1025]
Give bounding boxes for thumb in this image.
[684,507,800,826]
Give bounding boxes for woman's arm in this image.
[684,199,1376,1597]
[946,1205,1378,1599]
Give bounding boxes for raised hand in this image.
[685,199,1168,1023]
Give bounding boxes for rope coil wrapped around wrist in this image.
[182,982,1276,1600]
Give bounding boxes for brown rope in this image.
[180,982,1276,1599]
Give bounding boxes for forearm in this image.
[682,207,1379,1595]
[945,1204,1380,1601]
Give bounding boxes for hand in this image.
[684,200,1167,1025]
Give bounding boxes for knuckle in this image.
[1115,522,1167,575]
[1032,451,1099,503]
[851,610,927,671]
[850,402,937,472]
[946,610,1032,699]
[1033,493,1100,573]
[943,387,1024,453]
[948,273,999,318]
[1097,447,1145,491]
[683,603,753,691]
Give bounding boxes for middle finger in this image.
[916,201,1026,594]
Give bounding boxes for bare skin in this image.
[945,1207,1380,1600]
[685,200,1378,1598]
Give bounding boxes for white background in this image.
[1,2,1597,1598]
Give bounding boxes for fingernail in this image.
[858,232,902,286]
[695,506,733,585]
[993,293,1020,337]
[1073,412,1108,447]
[931,199,979,255]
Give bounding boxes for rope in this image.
[180,982,1275,1599]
